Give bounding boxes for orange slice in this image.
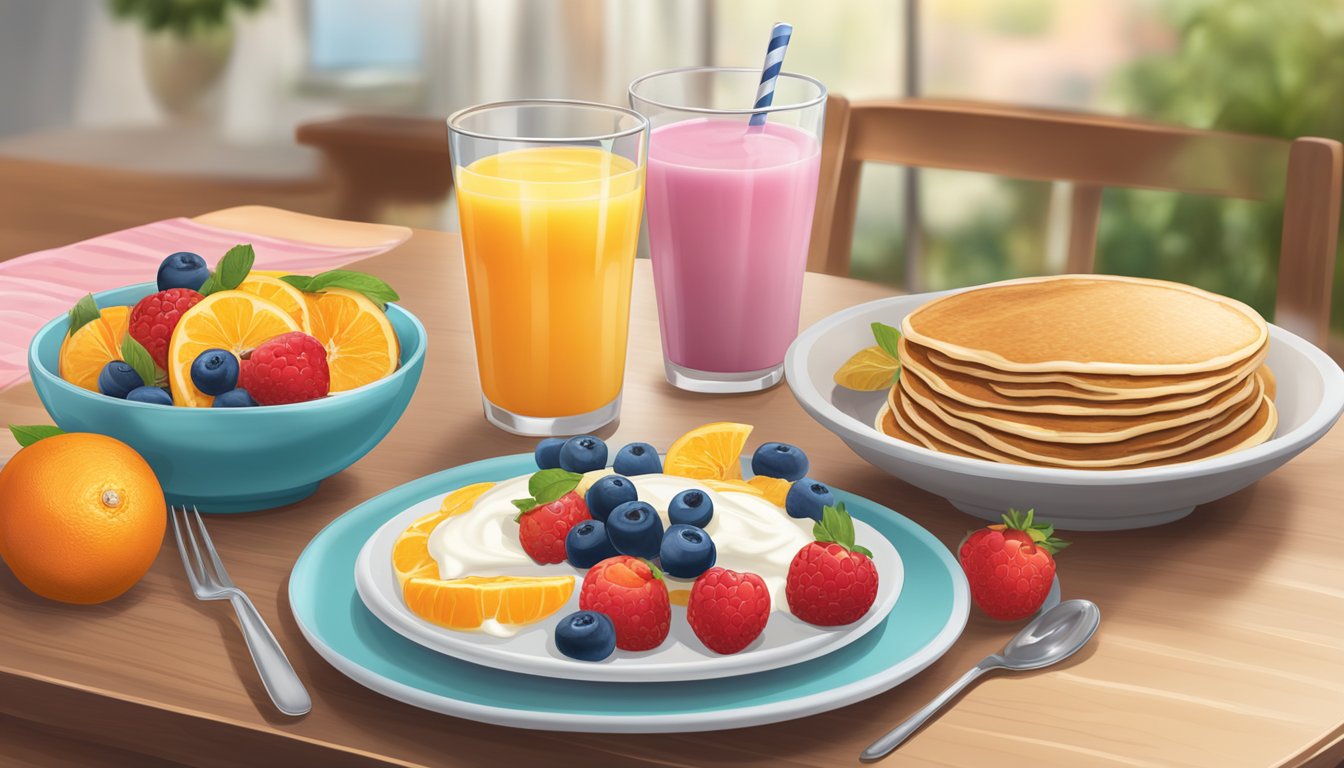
[58,306,131,392]
[304,288,399,393]
[167,290,300,407]
[664,422,753,481]
[236,275,310,332]
[394,482,498,585]
[704,479,766,498]
[402,575,575,631]
[747,475,791,506]
[834,346,900,391]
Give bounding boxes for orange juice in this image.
[456,146,645,417]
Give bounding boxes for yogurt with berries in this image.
[427,471,815,616]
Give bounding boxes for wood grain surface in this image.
[1,218,1343,768]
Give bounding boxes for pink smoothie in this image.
[645,118,821,373]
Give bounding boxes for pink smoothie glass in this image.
[630,67,826,393]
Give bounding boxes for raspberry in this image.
[128,288,203,369]
[517,492,590,564]
[785,542,880,626]
[579,556,670,651]
[238,332,330,405]
[687,567,771,654]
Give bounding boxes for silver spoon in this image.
[860,599,1101,762]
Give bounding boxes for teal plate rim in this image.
[288,454,970,733]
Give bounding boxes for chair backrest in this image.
[809,98,1344,346]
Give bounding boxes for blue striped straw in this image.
[748,22,793,127]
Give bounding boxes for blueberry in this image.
[585,475,637,522]
[659,524,716,579]
[554,610,617,662]
[785,477,835,521]
[156,251,210,292]
[605,500,663,559]
[126,385,172,405]
[97,361,142,398]
[613,442,662,475]
[751,442,810,482]
[559,435,608,473]
[565,520,619,569]
[212,388,258,407]
[668,489,713,528]
[535,438,566,469]
[190,348,239,396]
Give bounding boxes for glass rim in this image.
[446,98,650,143]
[628,65,828,116]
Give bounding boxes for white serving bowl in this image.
[785,290,1344,531]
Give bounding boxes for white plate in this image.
[355,489,902,683]
[785,289,1344,531]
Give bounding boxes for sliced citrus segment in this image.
[304,288,399,393]
[236,275,311,332]
[664,422,753,481]
[436,482,496,519]
[167,290,300,407]
[393,482,497,586]
[402,575,575,630]
[704,479,766,497]
[834,345,900,391]
[59,306,131,392]
[747,475,791,506]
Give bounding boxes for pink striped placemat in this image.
[0,217,403,391]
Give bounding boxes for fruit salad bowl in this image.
[28,282,427,513]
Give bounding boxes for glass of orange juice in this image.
[449,100,649,435]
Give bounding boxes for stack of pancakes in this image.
[876,275,1278,469]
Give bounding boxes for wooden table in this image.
[2,212,1343,768]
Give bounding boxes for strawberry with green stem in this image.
[959,508,1069,621]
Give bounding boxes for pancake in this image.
[902,275,1267,375]
[887,381,1276,469]
[899,336,1249,415]
[877,402,994,461]
[900,364,1259,443]
[977,346,1268,399]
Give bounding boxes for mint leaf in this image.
[279,275,313,292]
[814,502,866,555]
[871,322,902,361]
[215,244,255,291]
[528,469,582,504]
[852,544,874,558]
[197,273,219,296]
[283,270,400,310]
[512,498,539,521]
[9,425,65,447]
[67,294,100,337]
[120,336,159,388]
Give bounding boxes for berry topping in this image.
[565,519,619,569]
[688,567,771,654]
[959,509,1068,621]
[613,442,662,476]
[189,348,240,396]
[785,477,834,521]
[751,442,810,482]
[128,288,203,370]
[584,475,638,523]
[659,524,716,579]
[516,491,590,564]
[534,438,565,470]
[559,435,608,473]
[97,361,142,399]
[126,385,173,405]
[579,556,670,651]
[156,251,210,292]
[212,388,258,407]
[667,489,713,528]
[785,503,879,626]
[605,500,664,559]
[554,610,617,662]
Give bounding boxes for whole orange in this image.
[0,433,165,604]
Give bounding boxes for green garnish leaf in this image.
[871,322,902,360]
[8,425,65,447]
[197,273,219,296]
[119,335,160,388]
[67,294,101,337]
[813,502,874,558]
[212,244,256,292]
[643,558,665,581]
[528,468,582,504]
[999,508,1070,555]
[281,269,400,310]
[512,498,539,520]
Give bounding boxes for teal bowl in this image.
[27,282,427,513]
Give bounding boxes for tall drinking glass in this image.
[630,67,826,393]
[448,100,649,435]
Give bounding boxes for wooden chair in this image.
[810,98,1344,346]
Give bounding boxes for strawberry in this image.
[237,332,330,405]
[785,502,879,626]
[515,491,590,564]
[128,288,203,369]
[579,555,670,651]
[958,508,1069,621]
[687,567,771,654]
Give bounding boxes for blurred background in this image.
[2,0,1342,340]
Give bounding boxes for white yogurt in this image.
[426,473,815,615]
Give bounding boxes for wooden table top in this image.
[1,212,1343,768]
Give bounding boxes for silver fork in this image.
[171,505,312,716]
